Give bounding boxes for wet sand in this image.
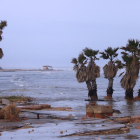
[1,102,140,140]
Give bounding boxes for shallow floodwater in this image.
[0,69,140,139]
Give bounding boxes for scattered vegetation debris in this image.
[60,126,130,137]
[0,96,34,103]
[20,104,51,110]
[135,126,140,129]
[0,110,4,119]
[60,130,63,134]
[3,104,20,121]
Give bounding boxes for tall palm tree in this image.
[0,20,7,59]
[83,47,100,100]
[72,47,100,100]
[118,39,140,100]
[100,47,119,99]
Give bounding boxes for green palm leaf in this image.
[78,53,86,64]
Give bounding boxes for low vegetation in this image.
[0,96,33,103]
[0,104,20,121]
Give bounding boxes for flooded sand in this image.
[0,70,140,139]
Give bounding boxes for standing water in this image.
[0,69,140,116]
[1,69,140,140]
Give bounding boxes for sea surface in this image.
[1,69,140,140]
[0,69,140,117]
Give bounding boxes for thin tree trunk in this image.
[107,78,113,98]
[86,81,92,97]
[125,88,133,100]
[91,79,98,100]
[86,80,98,100]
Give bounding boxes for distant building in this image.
[43,65,53,70]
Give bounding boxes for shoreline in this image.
[0,69,63,72]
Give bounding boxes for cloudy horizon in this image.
[0,0,140,69]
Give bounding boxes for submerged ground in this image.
[0,70,140,139]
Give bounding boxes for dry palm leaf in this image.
[0,48,4,59]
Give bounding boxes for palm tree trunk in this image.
[86,80,98,100]
[91,79,98,100]
[86,81,92,96]
[138,89,140,97]
[107,78,113,98]
[125,88,133,100]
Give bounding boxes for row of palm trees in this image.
[0,20,7,59]
[71,39,140,101]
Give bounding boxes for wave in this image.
[53,67,73,71]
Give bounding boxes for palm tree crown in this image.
[100,47,119,98]
[100,47,119,61]
[71,47,100,100]
[0,20,7,59]
[119,39,140,100]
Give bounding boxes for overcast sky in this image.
[0,0,140,69]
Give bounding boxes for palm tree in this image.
[83,47,100,100]
[72,47,100,100]
[118,39,140,100]
[100,47,119,99]
[0,20,7,59]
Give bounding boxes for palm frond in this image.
[83,47,93,57]
[119,72,125,77]
[71,58,78,64]
[115,60,124,69]
[100,52,109,59]
[0,35,2,41]
[78,53,86,64]
[0,21,7,30]
[0,48,4,59]
[83,47,99,58]
[0,31,2,35]
[100,47,119,61]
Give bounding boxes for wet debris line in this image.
[60,124,130,137]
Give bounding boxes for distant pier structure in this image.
[43,65,53,71]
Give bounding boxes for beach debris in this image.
[86,103,113,119]
[1,99,10,105]
[60,124,129,137]
[67,114,74,119]
[104,96,113,100]
[25,123,32,125]
[3,104,20,120]
[0,126,4,129]
[135,126,140,129]
[0,110,4,119]
[40,104,51,109]
[28,130,30,133]
[134,96,140,101]
[0,96,34,104]
[0,132,1,136]
[48,107,72,111]
[20,104,51,110]
[60,130,63,134]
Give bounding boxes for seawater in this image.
[0,69,140,116]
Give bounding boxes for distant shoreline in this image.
[0,69,63,72]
